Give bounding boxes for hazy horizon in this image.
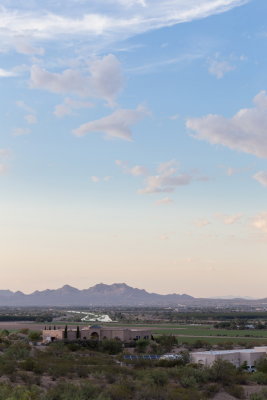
[0,281,264,300]
[1,0,267,298]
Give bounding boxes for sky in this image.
[0,0,267,297]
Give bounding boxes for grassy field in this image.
[150,326,267,338]
[98,323,267,339]
[2,321,267,346]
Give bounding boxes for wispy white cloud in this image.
[208,59,235,78]
[139,160,208,194]
[16,100,35,114]
[0,164,8,175]
[91,176,100,183]
[0,68,17,77]
[169,114,179,120]
[111,0,147,7]
[129,165,148,176]
[0,149,11,175]
[159,234,169,241]
[115,159,207,194]
[24,114,37,124]
[91,175,111,183]
[54,97,93,117]
[226,167,236,176]
[0,1,249,50]
[128,53,203,74]
[73,105,148,140]
[0,149,11,158]
[14,38,44,55]
[115,160,148,176]
[220,165,252,176]
[12,127,31,136]
[156,197,173,205]
[253,171,267,187]
[16,101,38,125]
[252,212,267,234]
[215,213,243,225]
[187,91,267,159]
[195,218,210,227]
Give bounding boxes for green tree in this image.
[28,331,41,341]
[256,357,267,373]
[63,325,68,340]
[135,339,149,353]
[76,326,80,339]
[156,335,177,352]
[209,359,238,385]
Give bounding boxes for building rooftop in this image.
[192,348,266,356]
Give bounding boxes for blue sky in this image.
[1,0,267,297]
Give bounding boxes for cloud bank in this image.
[187,91,267,158]
[30,54,123,105]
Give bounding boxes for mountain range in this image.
[0,283,265,307]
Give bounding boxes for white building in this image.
[190,347,267,369]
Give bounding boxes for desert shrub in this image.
[156,335,177,352]
[0,383,41,400]
[21,358,42,374]
[256,358,267,373]
[67,343,80,352]
[149,369,168,386]
[178,365,210,385]
[46,342,68,356]
[104,383,132,400]
[19,328,29,335]
[208,359,238,385]
[217,341,234,350]
[135,339,149,354]
[17,371,41,386]
[157,359,184,368]
[179,375,197,388]
[5,342,31,360]
[250,371,267,385]
[192,340,211,349]
[47,360,74,379]
[44,382,98,400]
[93,394,111,400]
[168,387,206,400]
[101,339,122,355]
[132,359,154,369]
[73,340,100,351]
[44,383,79,400]
[0,384,10,398]
[76,365,89,378]
[0,359,17,375]
[226,384,245,399]
[78,382,98,398]
[204,383,220,397]
[0,330,9,338]
[131,384,168,400]
[250,390,267,400]
[28,331,42,342]
[179,350,190,365]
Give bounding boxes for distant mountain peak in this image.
[0,283,263,307]
[61,284,78,291]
